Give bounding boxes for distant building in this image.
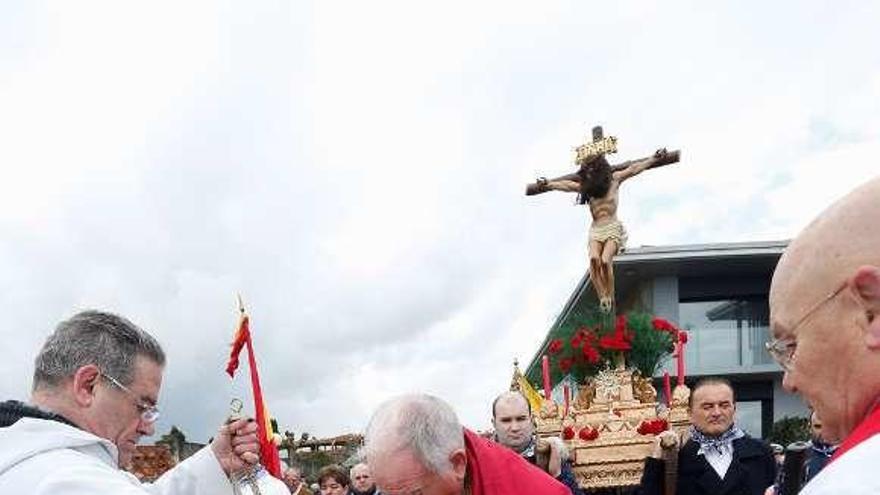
[128,426,205,481]
[129,445,176,482]
[156,425,205,463]
[280,432,363,481]
[525,240,808,438]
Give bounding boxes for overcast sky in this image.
[2,1,879,443]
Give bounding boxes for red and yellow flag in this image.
[225,308,282,478]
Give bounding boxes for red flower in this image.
[548,339,563,355]
[653,318,686,346]
[559,358,574,373]
[578,427,591,440]
[615,314,628,334]
[600,315,633,351]
[581,342,600,364]
[579,426,599,441]
[562,426,575,440]
[652,317,675,332]
[599,332,631,351]
[637,419,670,436]
[570,327,595,349]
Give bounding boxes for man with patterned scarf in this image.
[638,377,776,495]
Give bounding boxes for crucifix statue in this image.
[526,126,680,312]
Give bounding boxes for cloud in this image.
[2,1,879,442]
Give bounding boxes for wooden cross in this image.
[525,126,680,196]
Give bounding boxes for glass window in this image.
[735,400,763,438]
[679,298,772,372]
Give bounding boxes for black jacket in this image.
[639,436,776,495]
[0,400,75,428]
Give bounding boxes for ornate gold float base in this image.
[533,366,690,490]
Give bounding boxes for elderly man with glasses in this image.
[768,176,880,494]
[0,310,262,494]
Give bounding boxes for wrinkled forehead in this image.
[692,383,734,406]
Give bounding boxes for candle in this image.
[563,383,570,416]
[663,371,672,407]
[676,333,688,386]
[542,355,551,400]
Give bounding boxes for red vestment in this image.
[463,429,570,495]
[831,402,880,462]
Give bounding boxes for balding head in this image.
[770,176,880,443]
[492,391,531,418]
[363,394,467,495]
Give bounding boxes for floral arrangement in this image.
[532,307,685,386]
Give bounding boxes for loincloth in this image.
[589,219,627,254]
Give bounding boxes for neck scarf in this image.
[689,424,745,456]
[810,439,837,458]
[518,436,536,458]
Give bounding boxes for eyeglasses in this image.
[765,282,847,371]
[100,372,160,423]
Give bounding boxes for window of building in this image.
[736,400,764,438]
[679,297,772,372]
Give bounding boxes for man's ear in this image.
[851,266,880,349]
[71,364,101,407]
[448,448,467,483]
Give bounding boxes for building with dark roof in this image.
[525,240,808,437]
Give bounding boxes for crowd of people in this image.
[2,176,880,494]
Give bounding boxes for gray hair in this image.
[284,462,303,476]
[363,394,464,474]
[33,310,165,390]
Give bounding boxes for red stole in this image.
[831,403,880,462]
[463,429,569,495]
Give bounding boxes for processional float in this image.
[521,126,691,491]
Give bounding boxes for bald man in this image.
[768,176,880,494]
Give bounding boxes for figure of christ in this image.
[535,148,671,312]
